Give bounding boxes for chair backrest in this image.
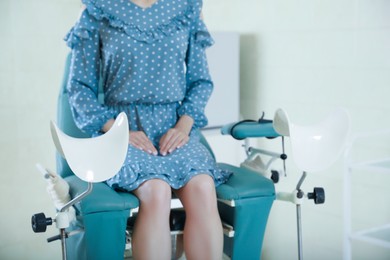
[56,54,87,178]
[56,53,215,178]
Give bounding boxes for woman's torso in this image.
[91,0,193,106]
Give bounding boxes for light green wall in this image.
[1,0,389,259]
[0,0,80,259]
[204,0,390,259]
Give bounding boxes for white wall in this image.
[0,0,79,259]
[204,0,390,259]
[1,0,390,259]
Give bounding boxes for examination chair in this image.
[55,54,275,260]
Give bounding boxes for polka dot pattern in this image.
[64,0,231,191]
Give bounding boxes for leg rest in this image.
[64,176,138,260]
[66,210,130,260]
[217,163,275,260]
[219,197,274,260]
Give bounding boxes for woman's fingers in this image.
[159,128,189,156]
[159,129,174,153]
[129,129,189,156]
[129,131,158,155]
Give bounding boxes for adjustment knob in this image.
[270,170,280,183]
[307,187,325,204]
[31,212,53,233]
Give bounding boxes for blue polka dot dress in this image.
[65,0,231,191]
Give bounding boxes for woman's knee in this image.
[134,179,172,211]
[179,174,218,211]
[189,174,216,194]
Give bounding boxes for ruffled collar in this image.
[82,0,197,43]
[127,0,161,10]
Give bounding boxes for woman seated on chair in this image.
[65,0,231,259]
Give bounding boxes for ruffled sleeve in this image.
[177,11,215,129]
[64,9,116,136]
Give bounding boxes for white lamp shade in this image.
[273,108,350,173]
[50,112,129,183]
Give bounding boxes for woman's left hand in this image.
[159,115,194,156]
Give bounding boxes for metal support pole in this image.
[60,228,67,260]
[171,234,177,260]
[60,182,93,213]
[343,162,352,260]
[296,171,307,191]
[295,171,306,260]
[58,182,93,260]
[296,204,303,260]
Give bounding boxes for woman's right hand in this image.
[129,131,158,156]
[103,120,157,155]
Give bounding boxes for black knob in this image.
[307,187,325,204]
[280,154,288,160]
[31,213,53,233]
[271,170,280,183]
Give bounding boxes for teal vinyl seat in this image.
[57,54,275,260]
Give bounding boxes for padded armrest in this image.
[221,121,280,139]
[216,163,275,201]
[65,175,139,215]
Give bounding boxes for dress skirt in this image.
[105,102,231,191]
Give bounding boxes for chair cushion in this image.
[216,163,275,201]
[66,175,139,214]
[221,121,280,139]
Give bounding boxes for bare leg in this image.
[132,179,172,260]
[175,174,223,260]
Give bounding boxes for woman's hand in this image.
[102,119,157,155]
[159,115,194,156]
[129,131,158,155]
